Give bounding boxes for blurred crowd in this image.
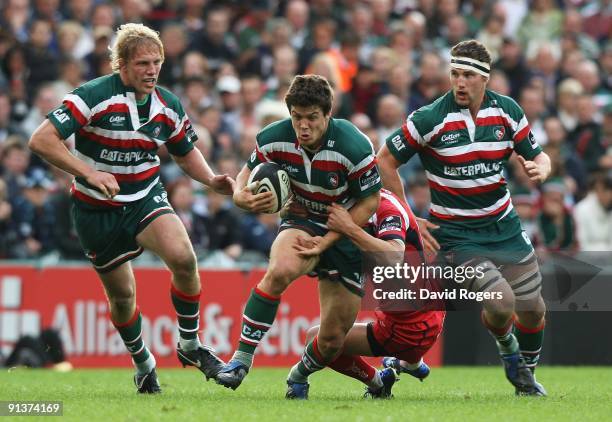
[0,0,610,265]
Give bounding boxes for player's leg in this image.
[99,263,160,393]
[459,257,540,392]
[501,251,547,395]
[136,212,223,380]
[305,324,385,390]
[216,228,318,389]
[286,278,362,398]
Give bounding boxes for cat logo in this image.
[494,126,505,140]
[152,126,161,137]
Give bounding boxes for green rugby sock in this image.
[514,319,545,370]
[171,285,201,349]
[288,336,328,383]
[481,312,519,355]
[112,307,151,367]
[236,288,280,365]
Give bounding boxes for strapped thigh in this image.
[459,257,507,293]
[499,251,542,300]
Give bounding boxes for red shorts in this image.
[367,310,445,364]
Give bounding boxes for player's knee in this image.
[306,326,320,343]
[260,265,296,295]
[483,287,515,322]
[316,332,345,359]
[108,290,135,313]
[167,249,198,280]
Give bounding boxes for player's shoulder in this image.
[330,118,374,158]
[410,91,455,131]
[154,84,184,112]
[256,118,294,146]
[485,90,524,119]
[72,74,119,107]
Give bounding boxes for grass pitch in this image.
[1,366,610,421]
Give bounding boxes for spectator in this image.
[50,57,84,100]
[493,36,531,99]
[375,94,405,143]
[10,168,57,259]
[543,115,588,198]
[519,86,548,145]
[535,178,577,252]
[83,25,113,79]
[517,0,563,53]
[573,171,612,251]
[512,185,540,244]
[189,6,238,72]
[0,136,30,200]
[48,169,83,260]
[285,0,310,51]
[405,173,430,220]
[216,74,242,144]
[0,178,18,258]
[158,23,189,90]
[194,190,242,261]
[23,20,59,97]
[0,90,27,145]
[570,94,606,173]
[556,78,583,132]
[240,212,279,257]
[20,83,59,140]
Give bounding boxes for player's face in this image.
[120,43,163,100]
[290,105,331,151]
[450,67,487,108]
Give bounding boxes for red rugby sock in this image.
[328,354,376,385]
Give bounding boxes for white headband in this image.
[450,56,491,77]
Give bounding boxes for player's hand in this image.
[209,174,236,195]
[293,235,327,257]
[326,203,357,235]
[85,170,119,199]
[416,217,440,255]
[233,182,276,213]
[517,155,548,184]
[280,196,308,218]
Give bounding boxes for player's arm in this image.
[326,203,404,252]
[232,164,276,213]
[172,148,235,194]
[28,120,119,199]
[295,191,380,257]
[377,144,407,203]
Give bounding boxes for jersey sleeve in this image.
[347,151,382,199]
[46,88,92,140]
[246,134,271,170]
[375,204,407,243]
[385,116,426,164]
[508,102,543,160]
[165,101,196,157]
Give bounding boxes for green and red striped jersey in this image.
[386,89,543,229]
[247,118,381,224]
[47,73,196,207]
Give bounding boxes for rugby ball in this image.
[247,162,291,213]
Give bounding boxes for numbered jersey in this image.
[248,118,381,224]
[47,73,197,207]
[386,90,543,229]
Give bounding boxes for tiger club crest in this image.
[494,126,505,140]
